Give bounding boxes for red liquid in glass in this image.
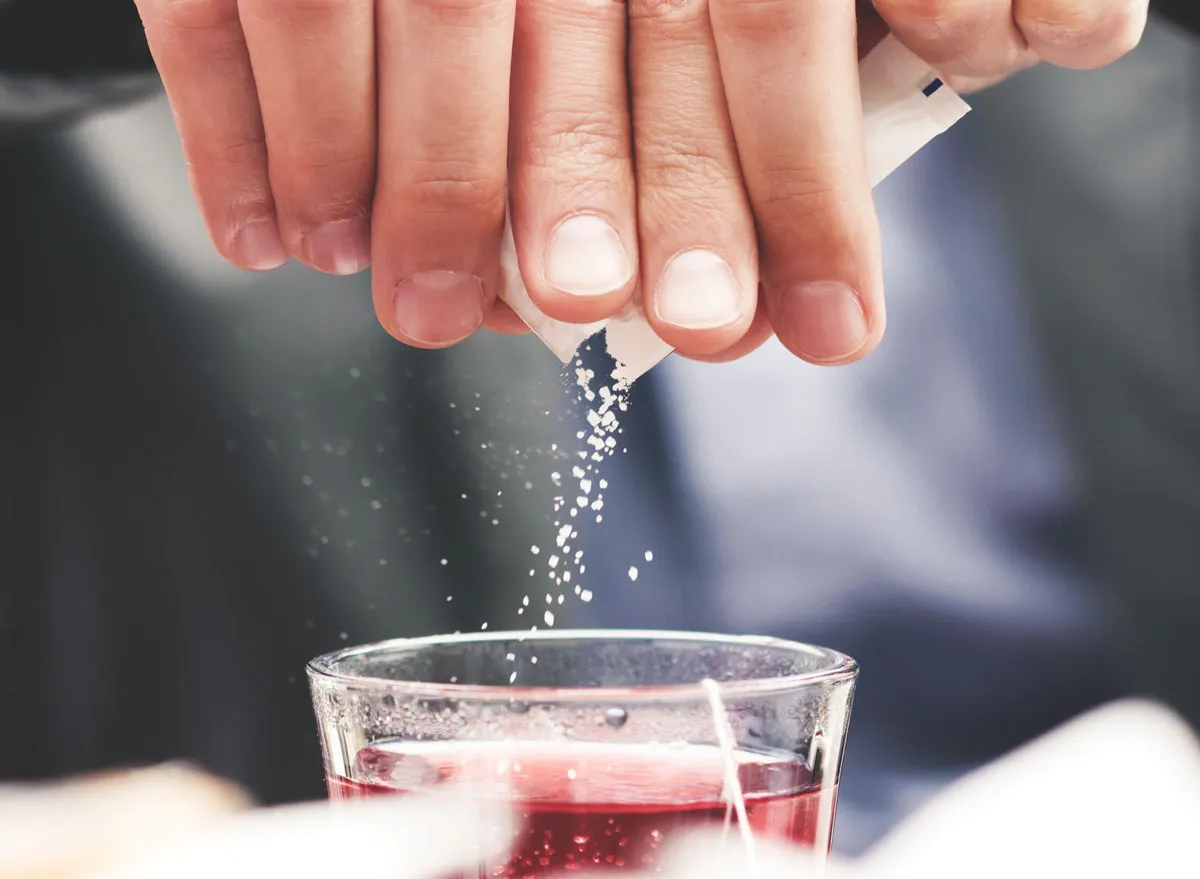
[328,741,835,877]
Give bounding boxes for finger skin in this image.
[628,0,759,357]
[871,0,1036,80]
[371,0,516,349]
[238,0,375,275]
[134,0,287,270]
[509,0,638,325]
[1014,0,1148,69]
[872,0,1145,81]
[683,5,882,365]
[711,0,885,365]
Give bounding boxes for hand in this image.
[616,0,1148,366]
[135,0,1147,367]
[134,0,640,349]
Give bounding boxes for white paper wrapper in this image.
[499,35,970,385]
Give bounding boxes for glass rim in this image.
[306,629,858,702]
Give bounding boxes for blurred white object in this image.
[0,764,249,878]
[499,34,971,384]
[9,700,1194,879]
[642,699,1200,879]
[856,699,1200,878]
[84,795,513,879]
[0,765,507,879]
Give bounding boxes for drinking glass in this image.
[308,629,857,876]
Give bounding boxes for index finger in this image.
[710,0,884,364]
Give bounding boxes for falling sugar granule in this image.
[513,340,665,636]
[515,355,635,628]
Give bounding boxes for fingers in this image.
[508,0,638,324]
[135,0,286,271]
[137,0,375,275]
[237,0,375,275]
[628,0,758,357]
[870,0,1036,82]
[371,0,516,348]
[872,0,1146,82]
[710,0,883,364]
[1013,0,1148,69]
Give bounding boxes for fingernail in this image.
[782,281,869,361]
[653,249,747,330]
[543,214,632,297]
[304,218,371,276]
[393,271,486,346]
[235,217,288,271]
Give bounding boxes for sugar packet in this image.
[499,35,970,385]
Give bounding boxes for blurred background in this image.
[1,5,1197,856]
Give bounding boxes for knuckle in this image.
[753,166,848,223]
[406,0,511,27]
[637,129,745,223]
[154,0,239,31]
[274,140,373,178]
[1023,2,1145,58]
[399,161,507,216]
[188,130,268,172]
[246,0,356,12]
[752,169,876,263]
[284,198,371,231]
[641,185,737,227]
[639,137,740,193]
[628,0,708,26]
[525,0,626,25]
[526,110,629,175]
[240,0,369,28]
[758,178,834,216]
[872,0,978,41]
[271,153,374,216]
[712,0,799,39]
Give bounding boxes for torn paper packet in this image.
[499,35,971,385]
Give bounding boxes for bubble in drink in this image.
[604,707,628,729]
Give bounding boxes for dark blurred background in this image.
[1,2,1197,856]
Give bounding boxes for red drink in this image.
[328,740,835,877]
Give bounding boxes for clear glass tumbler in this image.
[308,629,857,877]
